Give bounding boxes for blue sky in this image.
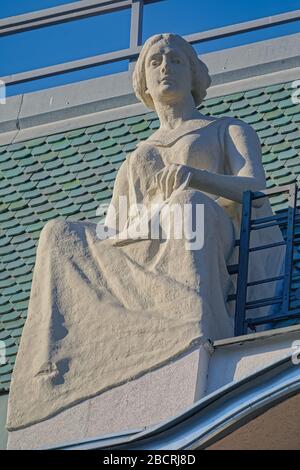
[1,0,299,96]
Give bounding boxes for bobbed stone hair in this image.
[132,33,211,111]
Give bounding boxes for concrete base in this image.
[7,344,211,450]
[7,326,300,449]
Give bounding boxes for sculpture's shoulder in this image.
[208,114,254,130]
[207,115,260,156]
[210,114,263,177]
[213,114,259,139]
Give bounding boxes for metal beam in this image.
[185,9,300,45]
[282,184,297,313]
[129,0,144,70]
[0,0,161,37]
[1,47,141,86]
[234,190,252,336]
[2,2,298,40]
[130,0,144,48]
[0,1,132,36]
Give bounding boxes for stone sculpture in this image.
[7,33,285,430]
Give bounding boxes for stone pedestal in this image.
[7,343,211,449]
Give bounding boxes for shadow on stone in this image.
[52,358,70,386]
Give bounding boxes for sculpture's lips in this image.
[160,76,174,83]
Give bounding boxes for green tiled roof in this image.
[1,80,300,392]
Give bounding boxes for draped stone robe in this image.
[7,117,285,430]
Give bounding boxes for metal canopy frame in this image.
[0,1,133,36]
[0,4,300,87]
[0,0,160,86]
[0,0,161,36]
[231,184,300,336]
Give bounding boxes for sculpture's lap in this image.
[39,218,97,251]
[157,188,235,262]
[36,188,235,302]
[6,188,236,431]
[39,188,234,260]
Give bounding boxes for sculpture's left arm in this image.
[190,119,266,204]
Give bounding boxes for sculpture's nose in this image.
[160,55,171,74]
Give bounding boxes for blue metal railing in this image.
[0,2,299,87]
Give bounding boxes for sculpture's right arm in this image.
[188,119,266,205]
[104,159,129,233]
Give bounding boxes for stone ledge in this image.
[213,323,300,349]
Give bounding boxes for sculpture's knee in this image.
[39,218,70,249]
[168,189,224,237]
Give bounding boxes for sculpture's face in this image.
[144,39,192,106]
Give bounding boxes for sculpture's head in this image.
[133,33,211,111]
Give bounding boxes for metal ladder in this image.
[227,183,300,336]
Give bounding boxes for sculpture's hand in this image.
[154,163,192,199]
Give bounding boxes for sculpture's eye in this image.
[172,57,181,64]
[150,57,161,67]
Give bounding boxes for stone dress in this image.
[7,116,285,430]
